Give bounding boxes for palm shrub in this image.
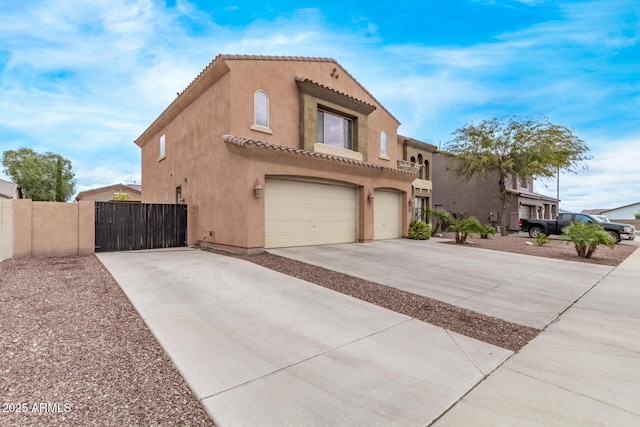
[479,224,497,239]
[535,234,550,246]
[421,207,453,234]
[447,216,483,244]
[562,222,616,258]
[408,220,431,240]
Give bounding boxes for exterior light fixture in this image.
[368,191,375,202]
[254,178,263,198]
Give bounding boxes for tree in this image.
[2,148,76,201]
[443,117,589,236]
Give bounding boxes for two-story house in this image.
[135,55,420,253]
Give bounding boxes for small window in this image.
[254,90,269,128]
[159,134,166,159]
[380,131,388,157]
[423,160,430,180]
[317,109,353,150]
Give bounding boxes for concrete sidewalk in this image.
[269,239,613,329]
[434,247,640,426]
[97,249,511,426]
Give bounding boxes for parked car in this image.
[520,212,635,243]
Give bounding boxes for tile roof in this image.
[0,178,17,199]
[399,135,438,152]
[295,76,377,114]
[223,135,417,176]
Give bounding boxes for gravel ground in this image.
[2,236,634,426]
[0,255,214,427]
[439,232,637,267]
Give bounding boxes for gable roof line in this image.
[217,55,399,122]
[399,135,438,152]
[75,183,142,201]
[295,76,377,113]
[223,134,417,176]
[0,178,18,199]
[135,54,400,146]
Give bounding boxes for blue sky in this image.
[0,0,638,212]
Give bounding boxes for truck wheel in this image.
[528,226,544,238]
[607,230,621,243]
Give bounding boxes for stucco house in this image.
[135,54,427,253]
[432,153,558,231]
[76,183,142,202]
[0,178,18,199]
[583,202,640,221]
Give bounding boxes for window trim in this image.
[379,130,389,160]
[316,108,354,150]
[159,134,166,160]
[252,89,273,134]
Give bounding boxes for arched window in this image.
[410,156,416,163]
[424,160,430,180]
[380,131,388,157]
[254,90,269,128]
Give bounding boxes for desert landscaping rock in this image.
[1,235,635,426]
[0,256,214,426]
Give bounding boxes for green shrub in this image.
[480,224,497,239]
[535,234,550,246]
[562,222,615,258]
[112,190,130,201]
[408,220,431,240]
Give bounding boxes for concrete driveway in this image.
[97,249,511,426]
[268,239,613,329]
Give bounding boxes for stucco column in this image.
[359,186,374,242]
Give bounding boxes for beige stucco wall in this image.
[0,199,13,260]
[5,200,95,258]
[136,57,413,252]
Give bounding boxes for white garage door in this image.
[374,190,402,240]
[265,178,357,248]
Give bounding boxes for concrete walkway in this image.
[97,249,511,426]
[269,239,613,329]
[434,246,640,425]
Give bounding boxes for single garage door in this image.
[265,178,357,248]
[374,190,402,240]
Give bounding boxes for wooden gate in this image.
[95,202,187,252]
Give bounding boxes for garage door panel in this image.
[374,190,401,240]
[265,179,357,248]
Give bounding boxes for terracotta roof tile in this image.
[223,135,417,176]
[295,76,377,111]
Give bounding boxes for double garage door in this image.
[265,179,402,248]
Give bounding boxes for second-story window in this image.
[380,131,388,157]
[317,109,353,150]
[159,134,166,159]
[254,90,269,128]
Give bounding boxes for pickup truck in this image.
[520,212,636,243]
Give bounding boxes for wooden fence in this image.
[95,202,187,252]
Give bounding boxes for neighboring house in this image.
[432,153,559,231]
[583,202,640,221]
[0,178,18,199]
[398,136,437,219]
[135,54,420,253]
[75,183,142,202]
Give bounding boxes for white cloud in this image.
[535,137,640,211]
